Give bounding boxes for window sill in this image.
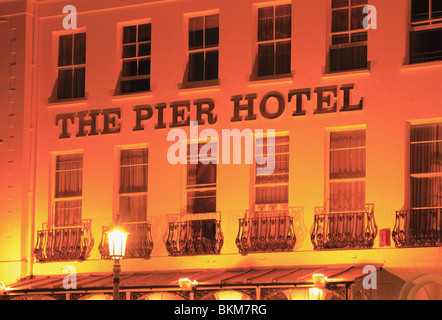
[322,68,370,79]
[248,73,293,87]
[401,59,442,71]
[112,91,153,101]
[47,98,88,108]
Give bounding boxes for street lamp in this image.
[108,228,128,300]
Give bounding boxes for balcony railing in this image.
[99,222,154,259]
[166,212,223,256]
[311,204,377,250]
[393,208,442,248]
[236,206,297,255]
[34,219,94,262]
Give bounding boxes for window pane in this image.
[55,154,83,198]
[332,0,349,9]
[138,58,151,76]
[275,41,291,74]
[138,43,151,56]
[351,6,364,30]
[119,194,147,223]
[411,0,430,22]
[205,14,219,47]
[73,33,86,65]
[188,52,204,82]
[330,44,367,72]
[275,5,291,39]
[58,68,73,100]
[330,181,366,212]
[332,9,349,32]
[122,59,138,77]
[330,149,366,179]
[187,163,217,186]
[411,177,442,208]
[122,44,137,58]
[351,31,368,43]
[189,16,204,49]
[258,43,275,76]
[330,130,366,149]
[410,28,442,64]
[433,0,442,18]
[256,185,288,204]
[258,7,274,41]
[138,23,151,42]
[187,190,216,214]
[54,199,82,227]
[332,34,350,45]
[73,67,85,98]
[120,148,148,193]
[205,50,219,80]
[58,35,73,67]
[123,26,137,44]
[120,78,150,93]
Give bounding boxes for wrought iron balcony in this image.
[311,204,377,250]
[34,219,94,262]
[236,206,298,255]
[99,222,154,259]
[393,208,442,248]
[166,212,223,256]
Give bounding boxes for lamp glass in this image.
[108,229,127,259]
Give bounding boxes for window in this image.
[410,123,442,208]
[186,142,217,214]
[119,148,149,222]
[54,153,83,227]
[329,129,366,212]
[57,33,86,100]
[329,0,368,72]
[187,14,219,83]
[120,23,151,94]
[409,0,442,64]
[256,4,291,77]
[255,135,289,205]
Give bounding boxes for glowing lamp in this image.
[312,273,328,288]
[108,229,127,260]
[178,278,198,291]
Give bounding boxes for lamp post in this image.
[108,229,128,300]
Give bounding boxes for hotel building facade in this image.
[0,0,441,300]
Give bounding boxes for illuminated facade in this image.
[0,0,441,300]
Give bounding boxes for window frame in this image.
[326,126,367,213]
[253,2,293,80]
[327,0,369,73]
[253,133,290,210]
[51,151,84,228]
[184,11,220,88]
[118,20,152,95]
[408,0,442,64]
[408,121,442,209]
[54,29,87,101]
[116,145,149,224]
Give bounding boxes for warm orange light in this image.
[108,229,128,260]
[312,273,328,287]
[308,287,324,300]
[178,278,198,290]
[0,282,11,292]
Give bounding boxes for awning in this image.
[5,264,380,294]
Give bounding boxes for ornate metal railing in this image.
[311,204,377,250]
[236,207,298,255]
[166,212,223,256]
[392,208,442,247]
[34,219,94,262]
[99,222,154,259]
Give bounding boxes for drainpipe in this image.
[27,0,39,279]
